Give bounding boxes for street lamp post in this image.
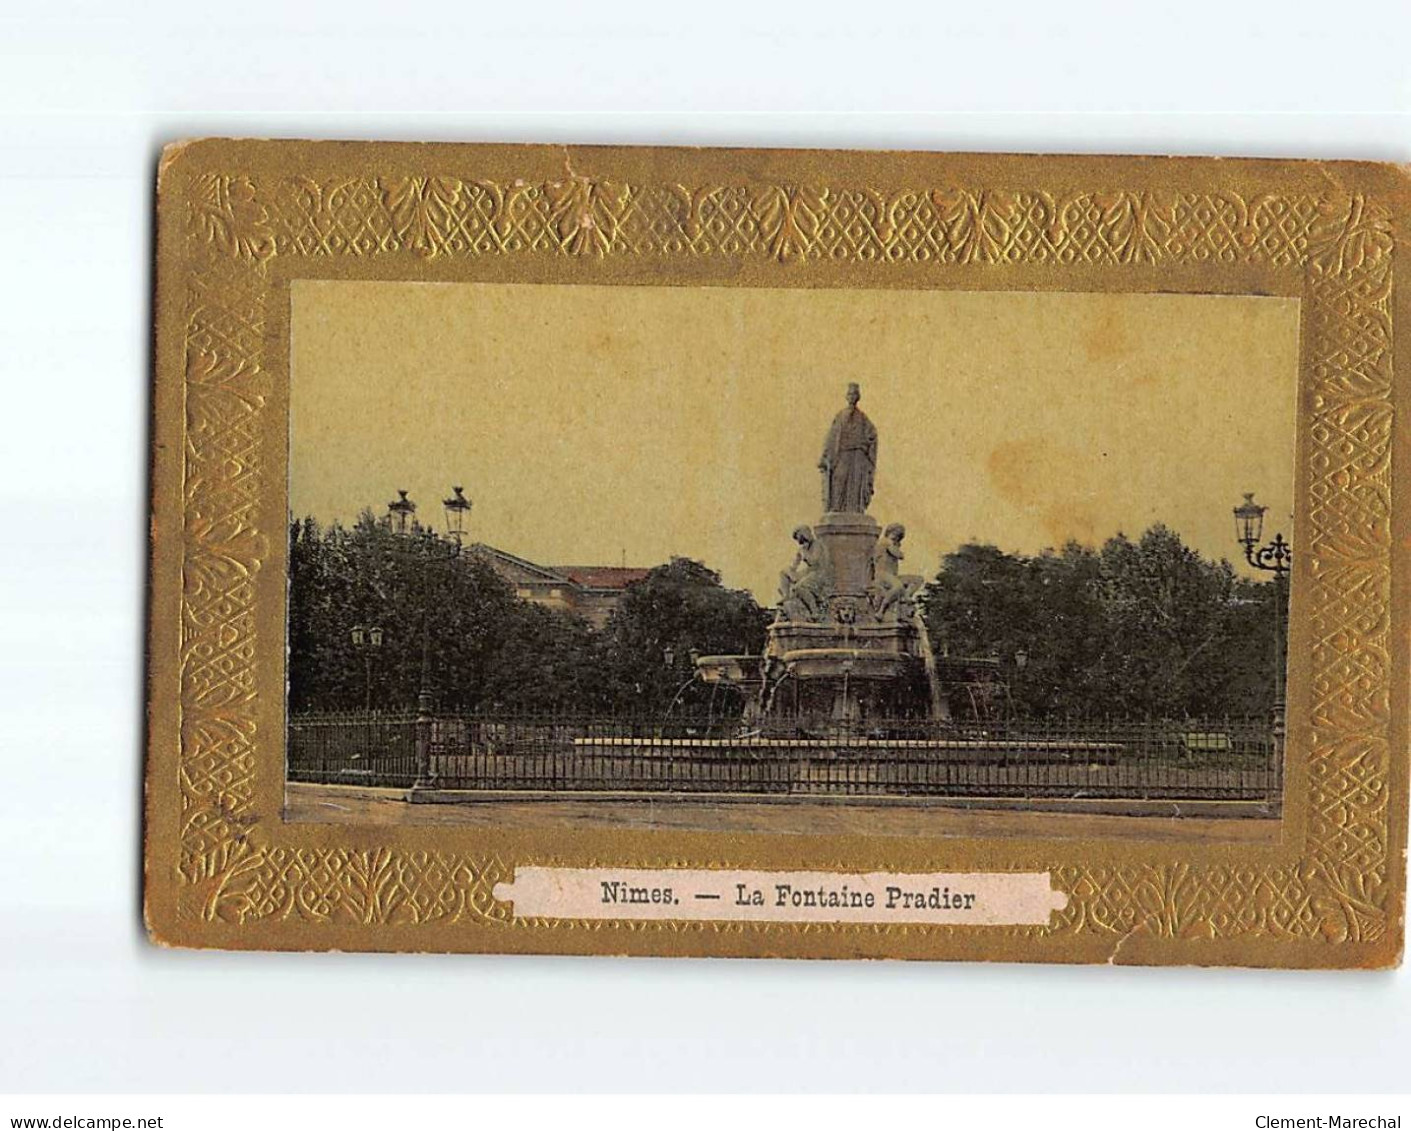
[350,623,383,711]
[1233,492,1291,733]
[384,487,470,793]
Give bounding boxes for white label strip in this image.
[493,868,1068,925]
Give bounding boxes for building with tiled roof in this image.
[470,544,650,628]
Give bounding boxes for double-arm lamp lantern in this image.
[387,489,416,534]
[442,486,472,547]
[1233,492,1291,730]
[350,624,383,711]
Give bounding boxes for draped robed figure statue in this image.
[819,382,878,513]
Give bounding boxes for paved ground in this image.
[285,782,1281,843]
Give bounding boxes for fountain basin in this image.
[778,647,915,681]
[695,654,764,685]
[769,621,918,656]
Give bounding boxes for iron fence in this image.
[287,710,420,787]
[287,711,1283,804]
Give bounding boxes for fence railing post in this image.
[414,692,435,790]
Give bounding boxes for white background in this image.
[2,0,1410,1096]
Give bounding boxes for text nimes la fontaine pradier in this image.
[599,879,979,911]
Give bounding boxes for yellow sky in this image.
[290,281,1299,601]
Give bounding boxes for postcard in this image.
[145,141,1409,965]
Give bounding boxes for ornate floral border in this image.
[154,144,1402,962]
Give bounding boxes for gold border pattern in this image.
[161,149,1399,958]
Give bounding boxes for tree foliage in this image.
[288,513,609,713]
[291,513,1282,722]
[287,520,768,716]
[920,524,1285,719]
[600,557,772,714]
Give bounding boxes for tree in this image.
[287,514,605,713]
[288,521,768,717]
[921,525,1286,720]
[480,602,617,714]
[920,541,1107,716]
[601,557,771,715]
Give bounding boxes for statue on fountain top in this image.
[819,382,878,514]
[868,523,926,623]
[777,525,833,623]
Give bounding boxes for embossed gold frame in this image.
[145,142,1409,965]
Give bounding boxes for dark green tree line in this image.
[292,513,1282,721]
[287,512,609,713]
[920,524,1286,720]
[287,517,768,716]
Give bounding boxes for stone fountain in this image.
[696,383,948,727]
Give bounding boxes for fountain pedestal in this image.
[698,512,945,726]
[762,617,938,725]
[812,512,881,603]
[695,384,948,728]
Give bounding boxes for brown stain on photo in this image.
[1080,298,1135,365]
[986,436,1044,507]
[987,436,1101,547]
[1040,499,1101,547]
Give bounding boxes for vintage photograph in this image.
[284,281,1297,837]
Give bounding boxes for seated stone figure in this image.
[868,523,925,622]
[778,525,834,622]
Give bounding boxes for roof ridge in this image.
[468,543,570,583]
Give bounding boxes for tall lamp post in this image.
[350,623,383,711]
[385,486,472,792]
[1233,492,1291,732]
